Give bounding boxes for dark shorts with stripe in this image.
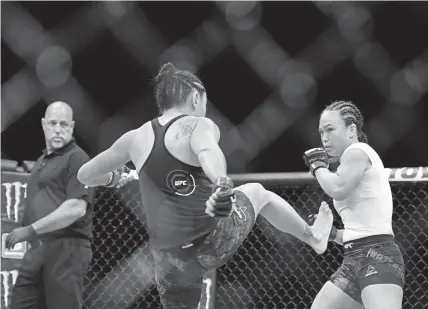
[151,190,256,309]
[330,234,405,304]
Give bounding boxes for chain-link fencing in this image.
[79,168,427,309]
[215,179,427,309]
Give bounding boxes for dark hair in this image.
[153,63,205,114]
[323,100,368,143]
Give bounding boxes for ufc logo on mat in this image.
[2,182,27,223]
[0,270,19,308]
[344,243,353,249]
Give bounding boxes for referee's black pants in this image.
[9,237,92,309]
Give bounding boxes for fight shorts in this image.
[151,190,256,309]
[330,234,405,304]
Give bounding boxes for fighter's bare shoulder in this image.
[193,117,220,139]
[131,121,154,138]
[177,116,220,141]
[193,116,218,128]
[178,116,216,127]
[124,122,153,147]
[341,147,370,165]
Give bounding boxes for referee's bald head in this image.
[45,101,73,121]
[42,101,75,152]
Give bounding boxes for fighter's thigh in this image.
[234,183,269,217]
[358,245,405,309]
[361,284,403,309]
[195,188,257,270]
[153,249,204,308]
[357,244,405,291]
[153,248,205,290]
[326,261,363,305]
[311,281,363,309]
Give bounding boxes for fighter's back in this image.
[130,114,218,249]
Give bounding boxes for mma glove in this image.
[212,176,236,218]
[303,148,329,177]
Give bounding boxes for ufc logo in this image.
[0,270,19,308]
[2,182,27,223]
[175,180,187,186]
[344,243,353,249]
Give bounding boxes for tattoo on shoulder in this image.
[176,122,196,141]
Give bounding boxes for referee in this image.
[5,101,94,309]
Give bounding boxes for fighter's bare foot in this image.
[309,202,333,254]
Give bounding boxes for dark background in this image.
[1,3,428,309]
[2,1,428,172]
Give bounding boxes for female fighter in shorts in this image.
[303,101,405,309]
[77,63,333,308]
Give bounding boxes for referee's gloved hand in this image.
[205,177,236,218]
[303,148,329,177]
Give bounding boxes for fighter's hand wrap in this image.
[303,148,329,176]
[213,176,236,218]
[104,167,125,188]
[116,166,138,188]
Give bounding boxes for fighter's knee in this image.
[252,183,272,203]
[248,182,266,194]
[238,182,266,198]
[236,182,269,215]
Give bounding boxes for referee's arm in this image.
[31,151,92,235]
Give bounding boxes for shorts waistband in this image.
[343,234,395,254]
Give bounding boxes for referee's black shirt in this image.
[22,139,94,239]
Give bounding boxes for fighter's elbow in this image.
[68,199,87,218]
[197,148,212,160]
[198,148,225,165]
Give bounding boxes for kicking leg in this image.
[235,183,333,254]
[261,190,333,254]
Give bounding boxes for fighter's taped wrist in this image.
[104,172,114,187]
[313,166,327,177]
[215,176,234,189]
